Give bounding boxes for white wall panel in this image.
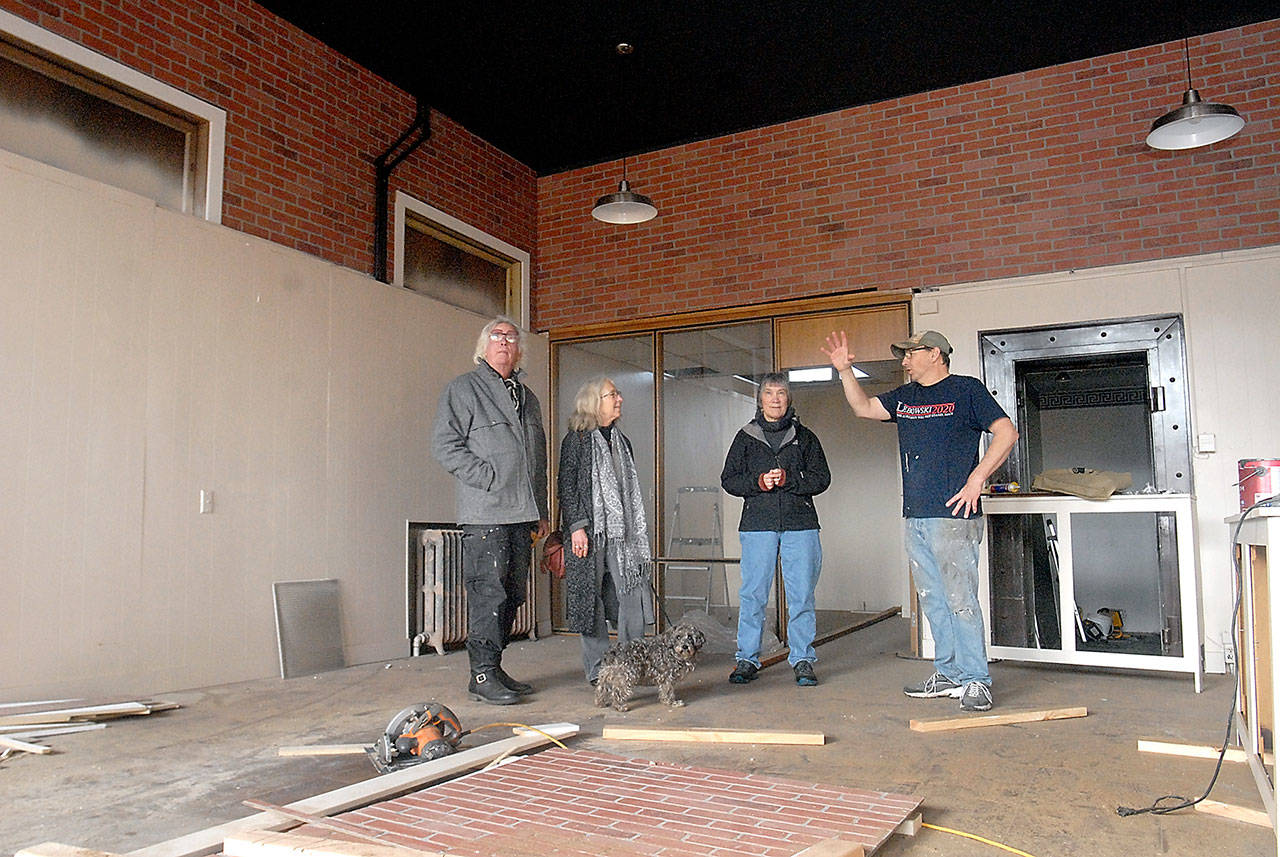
[1183,255,1280,671]
[0,149,547,698]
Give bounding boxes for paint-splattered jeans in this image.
[906,516,991,686]
[460,522,535,673]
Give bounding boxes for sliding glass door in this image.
[551,335,655,627]
[548,296,912,655]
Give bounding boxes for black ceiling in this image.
[255,1,1276,176]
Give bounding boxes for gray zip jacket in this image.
[431,361,548,526]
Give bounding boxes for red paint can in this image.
[1239,459,1280,510]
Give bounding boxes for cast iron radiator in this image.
[411,528,537,656]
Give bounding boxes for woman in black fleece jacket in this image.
[720,373,830,686]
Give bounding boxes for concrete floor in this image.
[1,617,1273,857]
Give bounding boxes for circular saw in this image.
[369,702,463,772]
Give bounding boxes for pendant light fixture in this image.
[591,43,658,224]
[592,154,658,224]
[1146,37,1244,150]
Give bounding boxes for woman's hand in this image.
[571,528,589,558]
[757,468,785,490]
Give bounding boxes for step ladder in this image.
[665,486,730,614]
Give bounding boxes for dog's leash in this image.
[650,564,680,630]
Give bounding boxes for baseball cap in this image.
[890,330,953,359]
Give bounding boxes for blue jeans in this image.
[736,529,822,666]
[906,517,990,686]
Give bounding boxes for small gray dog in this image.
[594,622,706,712]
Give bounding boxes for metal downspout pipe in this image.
[373,102,432,283]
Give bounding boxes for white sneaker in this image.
[959,682,993,711]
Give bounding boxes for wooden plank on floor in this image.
[1194,799,1273,828]
[472,828,652,857]
[125,722,579,857]
[0,702,151,728]
[225,830,443,857]
[602,725,824,745]
[909,706,1087,733]
[16,843,123,857]
[787,839,865,857]
[240,800,405,846]
[277,744,371,757]
[1,723,106,741]
[895,813,922,837]
[759,607,901,669]
[0,735,53,755]
[1136,738,1271,764]
[0,698,82,711]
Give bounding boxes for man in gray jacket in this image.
[432,316,548,704]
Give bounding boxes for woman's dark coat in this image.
[557,428,636,634]
[720,416,831,532]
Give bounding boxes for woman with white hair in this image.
[557,376,653,684]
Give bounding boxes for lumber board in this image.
[0,702,151,727]
[895,813,922,837]
[601,725,825,745]
[1136,738,1272,764]
[239,800,420,849]
[226,830,443,857]
[471,828,652,857]
[760,607,901,669]
[1,723,106,741]
[0,735,53,754]
[17,843,123,857]
[1194,799,1273,828]
[124,722,578,857]
[0,698,81,711]
[788,839,865,857]
[277,744,372,757]
[909,706,1087,733]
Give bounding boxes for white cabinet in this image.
[970,494,1204,690]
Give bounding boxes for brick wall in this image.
[535,20,1280,330]
[0,0,536,278]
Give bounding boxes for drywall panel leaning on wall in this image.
[0,147,547,699]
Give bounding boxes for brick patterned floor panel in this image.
[308,747,921,857]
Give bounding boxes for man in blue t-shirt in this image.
[822,329,1018,711]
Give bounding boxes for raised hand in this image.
[821,330,854,371]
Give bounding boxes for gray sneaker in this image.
[903,672,962,698]
[960,682,994,711]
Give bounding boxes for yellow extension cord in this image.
[468,721,569,749]
[922,822,1039,857]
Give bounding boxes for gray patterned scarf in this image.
[589,427,650,592]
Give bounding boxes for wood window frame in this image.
[393,191,530,328]
[0,9,226,222]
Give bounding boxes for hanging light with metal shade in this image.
[592,162,658,224]
[591,43,658,224]
[1146,37,1244,150]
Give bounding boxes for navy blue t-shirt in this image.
[877,374,1009,518]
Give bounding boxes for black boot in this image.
[495,666,534,696]
[469,669,520,705]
